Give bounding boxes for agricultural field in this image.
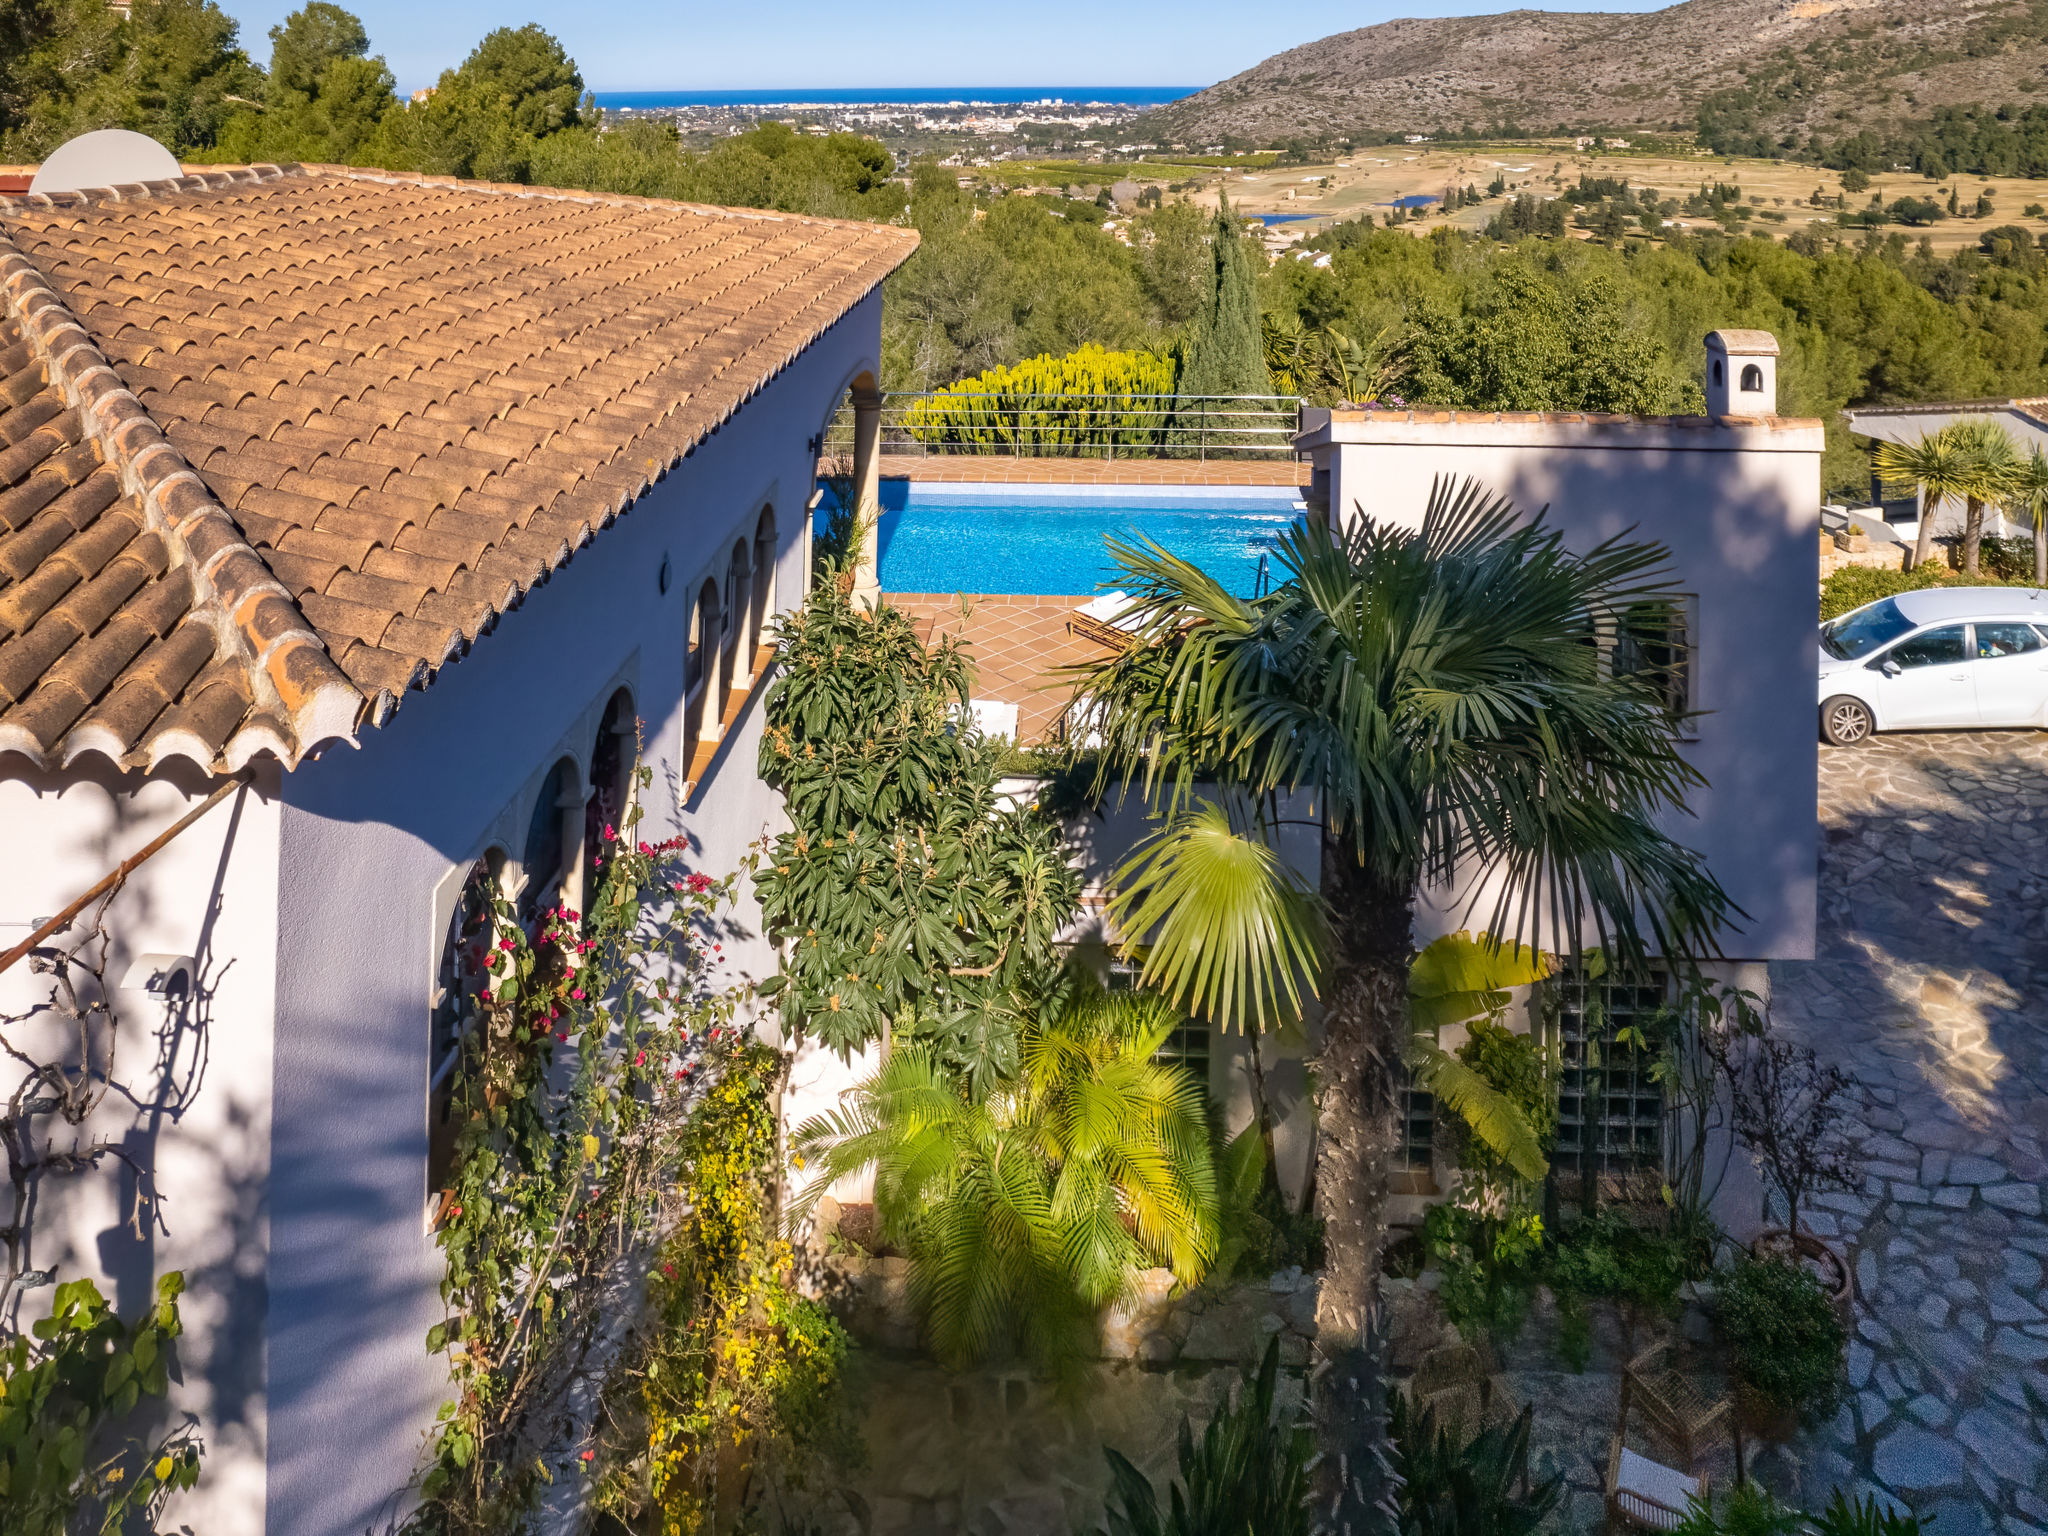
[975,143,2048,255]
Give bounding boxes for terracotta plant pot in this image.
[1734,1381,1799,1443]
[1750,1227,1853,1319]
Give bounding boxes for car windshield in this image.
[1821,598,1917,660]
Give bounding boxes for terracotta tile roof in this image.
[0,162,917,771]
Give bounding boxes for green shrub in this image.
[1714,1256,1846,1424]
[1809,1488,1928,1536]
[1451,1018,1556,1174]
[1975,535,2042,584]
[1671,1481,1805,1536]
[1096,1339,1311,1536]
[906,345,1179,454]
[1390,1393,1563,1536]
[1819,562,1949,620]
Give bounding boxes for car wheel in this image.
[1821,695,1874,746]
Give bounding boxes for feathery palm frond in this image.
[2005,443,2048,586]
[790,978,1218,1367]
[1403,932,1554,1181]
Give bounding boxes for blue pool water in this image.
[819,484,1306,597]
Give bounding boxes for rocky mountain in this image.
[1142,0,2046,149]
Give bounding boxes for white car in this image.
[1819,586,2048,745]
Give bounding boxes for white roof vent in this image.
[29,130,181,196]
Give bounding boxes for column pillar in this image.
[850,385,883,610]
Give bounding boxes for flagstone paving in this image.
[1768,730,2048,1536]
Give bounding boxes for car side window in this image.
[1975,622,2045,659]
[1887,626,1969,669]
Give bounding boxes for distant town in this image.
[603,93,1168,164]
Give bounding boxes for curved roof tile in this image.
[0,162,916,772]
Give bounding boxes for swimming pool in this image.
[820,483,1307,597]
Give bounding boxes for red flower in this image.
[477,989,492,1003]
[498,937,515,952]
[634,1050,646,1066]
[556,1032,568,1043]
[580,1449,595,1463]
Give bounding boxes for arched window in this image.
[685,578,719,774]
[429,851,503,1216]
[519,758,580,919]
[1711,358,1725,387]
[720,541,749,712]
[750,507,777,659]
[586,689,635,895]
[1739,363,1764,393]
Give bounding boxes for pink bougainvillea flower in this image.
[571,988,585,1001]
[498,937,515,952]
[634,1050,646,1066]
[555,1032,568,1043]
[662,1262,676,1277]
[604,824,616,841]
[477,989,492,1003]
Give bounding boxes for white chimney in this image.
[1704,329,1778,418]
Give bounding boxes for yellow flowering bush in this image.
[602,1045,854,1535]
[904,344,1177,454]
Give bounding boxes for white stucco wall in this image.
[1846,403,2043,540]
[262,298,886,1536]
[0,759,282,1535]
[1301,411,1823,963]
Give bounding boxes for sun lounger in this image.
[1068,591,1142,652]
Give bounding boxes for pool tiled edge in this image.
[876,454,1310,487]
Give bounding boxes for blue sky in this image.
[216,0,1676,97]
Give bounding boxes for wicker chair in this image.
[1625,1340,1738,1472]
[1409,1340,1524,1445]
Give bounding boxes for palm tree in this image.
[2005,443,2048,587]
[1875,418,2021,576]
[791,978,1216,1367]
[1070,478,1731,1527]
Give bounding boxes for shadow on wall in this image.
[3,764,275,1495]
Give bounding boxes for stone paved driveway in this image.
[1771,731,2048,1536]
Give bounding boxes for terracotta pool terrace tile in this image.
[886,592,1103,745]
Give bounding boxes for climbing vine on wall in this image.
[592,1044,856,1534]
[413,764,758,1533]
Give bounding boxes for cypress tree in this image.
[1178,192,1272,400]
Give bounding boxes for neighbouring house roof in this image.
[1846,399,2048,429]
[0,162,918,774]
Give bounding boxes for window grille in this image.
[1108,957,1210,1090]
[1391,1058,1436,1173]
[1610,595,1698,727]
[1552,969,1668,1173]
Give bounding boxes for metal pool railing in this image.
[821,392,1306,461]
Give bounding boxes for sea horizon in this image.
[592,86,1196,110]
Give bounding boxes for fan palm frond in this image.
[1107,800,1327,1035]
